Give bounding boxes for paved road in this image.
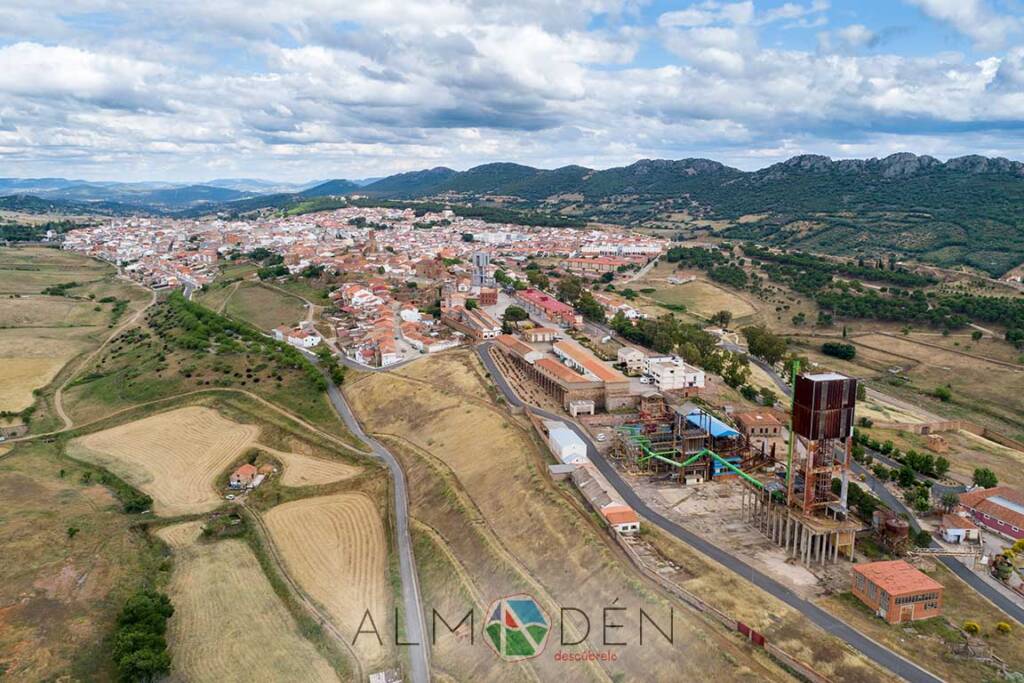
[476,343,942,683]
[306,351,431,683]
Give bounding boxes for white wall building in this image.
[546,422,589,465]
[617,347,645,374]
[644,356,704,392]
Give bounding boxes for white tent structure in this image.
[546,421,589,465]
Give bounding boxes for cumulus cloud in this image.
[1,1,1024,180]
[906,0,1021,51]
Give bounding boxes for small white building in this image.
[939,514,981,544]
[617,347,645,374]
[644,355,704,392]
[546,422,589,465]
[601,504,640,534]
[274,325,322,349]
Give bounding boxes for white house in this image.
[644,355,705,392]
[939,514,981,544]
[399,305,421,323]
[274,325,322,349]
[546,422,589,465]
[617,347,645,374]
[601,504,640,534]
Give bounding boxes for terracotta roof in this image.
[535,357,592,384]
[233,463,257,477]
[940,514,978,531]
[852,560,943,595]
[552,339,627,383]
[959,486,1024,529]
[601,504,639,525]
[734,411,782,428]
[495,334,535,358]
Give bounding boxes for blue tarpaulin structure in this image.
[686,410,740,438]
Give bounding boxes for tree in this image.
[897,466,915,488]
[940,492,960,512]
[971,329,983,342]
[934,457,950,477]
[465,298,478,310]
[741,326,787,365]
[933,385,952,402]
[822,342,856,360]
[502,305,529,329]
[973,468,998,488]
[709,310,733,328]
[759,386,777,406]
[914,529,933,548]
[556,275,583,303]
[575,291,606,323]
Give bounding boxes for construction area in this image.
[608,371,865,591]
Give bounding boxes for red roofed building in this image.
[515,288,582,327]
[601,504,640,534]
[851,560,943,624]
[230,464,258,489]
[958,486,1024,540]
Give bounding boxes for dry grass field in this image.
[224,282,307,331]
[346,351,790,682]
[0,331,87,411]
[631,262,757,320]
[264,493,391,667]
[0,441,163,681]
[67,406,260,516]
[0,247,150,421]
[852,333,1024,430]
[156,521,338,683]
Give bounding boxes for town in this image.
[48,202,1024,683]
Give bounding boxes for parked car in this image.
[639,376,651,384]
[225,494,235,500]
[595,433,607,442]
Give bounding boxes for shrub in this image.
[996,621,1013,634]
[963,621,981,636]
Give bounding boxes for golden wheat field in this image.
[263,494,390,667]
[0,331,85,412]
[67,407,260,516]
[156,522,338,683]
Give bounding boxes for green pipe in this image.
[786,360,800,496]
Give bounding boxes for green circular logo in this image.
[483,594,550,660]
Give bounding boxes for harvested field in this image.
[224,282,306,331]
[67,406,259,516]
[261,446,360,487]
[156,522,338,683]
[0,296,109,327]
[264,493,391,666]
[346,350,789,682]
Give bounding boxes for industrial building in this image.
[493,333,636,412]
[609,368,863,566]
[851,560,944,624]
[742,371,861,565]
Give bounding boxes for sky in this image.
[1,0,1024,182]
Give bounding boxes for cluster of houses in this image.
[229,463,274,490]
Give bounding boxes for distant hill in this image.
[299,179,362,197]
[361,167,457,196]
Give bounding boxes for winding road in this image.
[302,349,432,683]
